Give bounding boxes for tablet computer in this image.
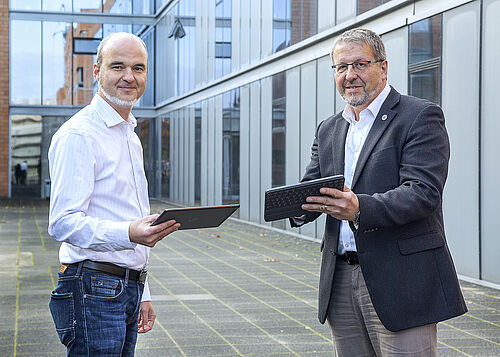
[151,204,240,230]
[264,175,345,222]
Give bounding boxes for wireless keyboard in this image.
[264,175,345,222]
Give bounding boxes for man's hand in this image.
[302,185,359,221]
[138,301,156,333]
[129,214,180,247]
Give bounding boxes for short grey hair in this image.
[330,28,386,62]
[96,32,147,67]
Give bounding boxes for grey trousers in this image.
[326,259,437,357]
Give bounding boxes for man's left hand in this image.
[138,301,156,333]
[302,185,359,221]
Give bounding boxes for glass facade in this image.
[10,0,499,286]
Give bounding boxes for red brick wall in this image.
[0,0,8,197]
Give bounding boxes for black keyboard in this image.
[264,175,345,222]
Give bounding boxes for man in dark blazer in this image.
[291,28,467,356]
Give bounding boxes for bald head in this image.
[96,32,147,68]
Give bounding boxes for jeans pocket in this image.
[86,275,123,300]
[49,292,75,347]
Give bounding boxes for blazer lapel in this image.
[331,116,349,176]
[351,89,400,188]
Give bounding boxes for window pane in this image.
[71,23,102,105]
[272,71,286,187]
[43,1,71,12]
[358,0,383,15]
[136,118,156,195]
[138,29,155,107]
[11,21,41,105]
[222,89,240,203]
[74,0,103,12]
[43,22,71,105]
[410,68,440,105]
[273,0,317,53]
[215,0,232,79]
[10,0,41,10]
[108,0,132,14]
[409,14,442,64]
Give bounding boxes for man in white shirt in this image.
[291,28,466,356]
[48,32,180,356]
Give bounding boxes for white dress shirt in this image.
[338,84,391,254]
[48,94,152,301]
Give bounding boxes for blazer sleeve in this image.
[289,123,323,228]
[357,104,450,230]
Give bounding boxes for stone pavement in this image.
[0,198,499,356]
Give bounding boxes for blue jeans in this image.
[49,262,144,356]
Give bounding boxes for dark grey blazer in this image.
[291,87,467,332]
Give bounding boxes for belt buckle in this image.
[139,270,147,284]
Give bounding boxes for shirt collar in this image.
[342,84,391,124]
[91,94,137,129]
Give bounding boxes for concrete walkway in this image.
[0,198,499,356]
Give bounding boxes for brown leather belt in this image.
[338,251,359,265]
[65,260,147,283]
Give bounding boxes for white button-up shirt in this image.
[48,94,152,301]
[338,84,391,254]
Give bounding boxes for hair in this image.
[330,28,386,62]
[96,32,148,67]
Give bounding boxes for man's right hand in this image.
[129,215,180,247]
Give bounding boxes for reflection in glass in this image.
[215,0,232,79]
[11,115,42,196]
[222,89,240,203]
[70,23,102,105]
[136,118,156,195]
[10,0,41,11]
[357,0,392,15]
[43,22,71,105]
[410,68,440,105]
[161,116,170,199]
[408,14,442,105]
[11,21,41,105]
[74,0,103,13]
[176,0,196,95]
[409,15,442,65]
[273,0,318,53]
[43,0,72,12]
[272,72,286,188]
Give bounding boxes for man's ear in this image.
[93,63,100,81]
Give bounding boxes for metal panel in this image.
[318,0,336,32]
[260,77,273,224]
[250,0,261,63]
[231,0,241,71]
[481,0,500,284]
[207,98,215,205]
[240,0,250,67]
[201,101,208,205]
[249,81,261,223]
[299,61,317,238]
[261,0,273,58]
[215,95,223,205]
[285,67,301,231]
[239,85,251,220]
[442,1,480,278]
[382,27,408,95]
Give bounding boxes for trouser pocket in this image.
[49,291,75,347]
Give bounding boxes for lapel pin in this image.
[381,114,387,121]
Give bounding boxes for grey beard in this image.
[99,85,138,107]
[342,79,383,108]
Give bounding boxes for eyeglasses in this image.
[331,60,383,74]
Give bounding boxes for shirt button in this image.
[344,243,349,248]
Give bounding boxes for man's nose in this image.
[122,67,135,81]
[345,65,358,81]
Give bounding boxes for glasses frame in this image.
[331,59,384,73]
